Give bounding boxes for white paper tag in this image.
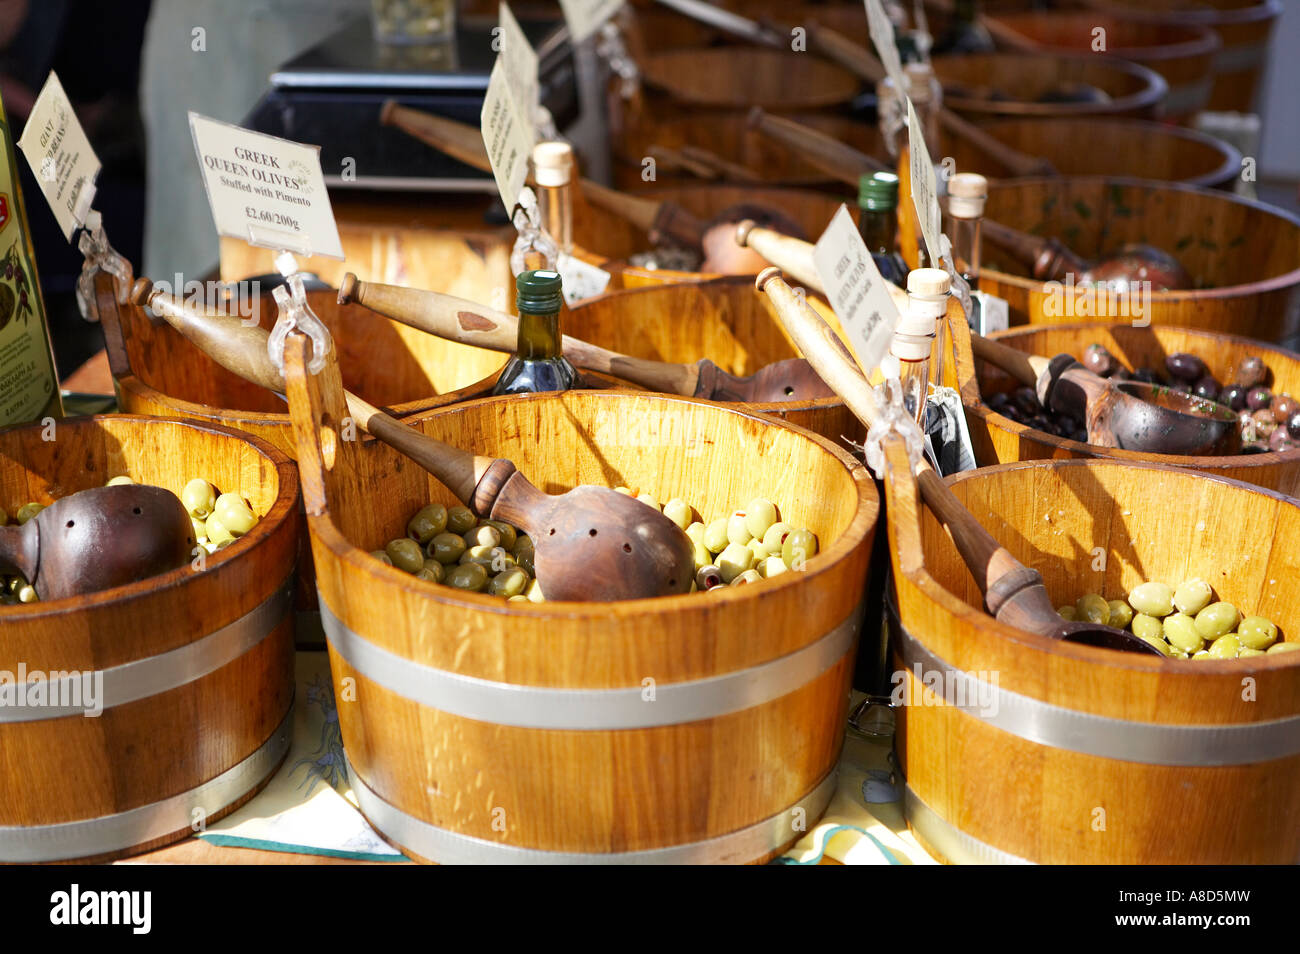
[972,290,1009,335]
[864,0,907,94]
[812,204,901,376]
[558,0,625,43]
[925,386,977,476]
[907,100,943,266]
[557,252,611,304]
[17,72,101,241]
[498,3,539,124]
[188,113,343,259]
[481,59,533,211]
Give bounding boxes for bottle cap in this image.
[532,141,573,188]
[516,270,564,315]
[947,172,988,219]
[907,267,951,298]
[858,171,899,211]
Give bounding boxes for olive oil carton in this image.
[0,90,61,427]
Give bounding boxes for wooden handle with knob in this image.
[969,333,1052,388]
[578,179,706,248]
[381,100,492,174]
[806,20,885,83]
[336,273,701,396]
[736,221,826,294]
[747,107,887,184]
[980,218,1090,279]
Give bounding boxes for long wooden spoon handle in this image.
[805,20,885,83]
[381,101,492,173]
[746,107,886,185]
[969,333,1051,388]
[135,279,497,505]
[578,179,706,248]
[737,222,826,294]
[981,218,1089,278]
[936,108,1056,179]
[337,274,700,396]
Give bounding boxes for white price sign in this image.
[864,0,907,94]
[17,72,101,241]
[481,59,534,210]
[498,3,539,123]
[558,0,625,43]
[907,100,943,267]
[812,204,901,376]
[188,113,343,259]
[557,253,611,304]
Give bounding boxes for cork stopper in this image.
[532,141,573,188]
[947,172,988,219]
[907,267,951,298]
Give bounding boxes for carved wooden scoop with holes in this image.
[130,278,696,602]
[0,485,194,601]
[757,266,1162,656]
[336,273,834,403]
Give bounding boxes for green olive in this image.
[16,502,44,525]
[703,518,730,555]
[515,546,536,576]
[385,538,425,574]
[1128,582,1174,618]
[691,541,712,569]
[446,506,476,535]
[696,564,723,590]
[526,578,545,603]
[489,567,530,598]
[1131,614,1164,641]
[1267,641,1300,655]
[205,513,235,545]
[1190,651,1213,661]
[17,584,38,603]
[717,542,755,583]
[459,544,500,569]
[782,529,818,569]
[446,563,488,592]
[511,534,533,556]
[762,522,794,552]
[1137,634,1173,657]
[214,493,257,536]
[105,475,134,486]
[428,532,467,565]
[483,520,517,552]
[1107,600,1134,630]
[406,504,448,544]
[463,524,502,549]
[1173,578,1214,616]
[636,492,660,512]
[1236,616,1278,651]
[732,569,762,586]
[758,556,788,579]
[747,538,771,563]
[684,522,707,547]
[744,498,778,541]
[1208,634,1240,659]
[1075,594,1110,625]
[421,559,445,583]
[1238,648,1266,658]
[181,478,217,519]
[415,567,442,583]
[726,511,752,546]
[1162,613,1204,654]
[508,595,529,603]
[1058,606,1077,621]
[1194,601,1240,640]
[662,499,693,530]
[613,486,632,496]
[369,549,393,566]
[190,516,208,542]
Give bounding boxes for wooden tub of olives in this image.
[976,177,1300,346]
[950,314,1300,496]
[282,337,879,864]
[0,414,299,862]
[879,438,1300,864]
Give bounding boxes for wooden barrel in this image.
[945,118,1240,188]
[285,348,880,864]
[933,52,1167,120]
[621,3,868,57]
[637,47,861,112]
[1079,0,1283,113]
[567,277,861,445]
[0,415,299,862]
[985,11,1220,122]
[978,176,1300,346]
[949,315,1300,495]
[880,440,1300,864]
[572,184,846,289]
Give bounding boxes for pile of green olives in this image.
[1058,578,1298,660]
[179,477,261,554]
[374,503,541,602]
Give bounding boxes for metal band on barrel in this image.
[347,755,837,864]
[0,576,294,723]
[903,784,1033,866]
[890,611,1300,766]
[0,702,293,862]
[320,597,860,730]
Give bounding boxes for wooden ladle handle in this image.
[737,221,826,294]
[746,107,886,185]
[969,333,1051,388]
[936,108,1057,179]
[381,100,492,173]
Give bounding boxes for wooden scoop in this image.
[337,273,834,403]
[973,333,1239,455]
[130,279,695,603]
[980,219,1192,290]
[0,485,194,601]
[755,266,1160,656]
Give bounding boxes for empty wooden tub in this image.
[881,439,1300,864]
[0,415,299,862]
[1079,0,1283,112]
[978,177,1300,345]
[950,316,1300,495]
[933,52,1167,120]
[985,11,1220,122]
[284,342,879,864]
[944,118,1240,188]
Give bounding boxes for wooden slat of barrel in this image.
[637,48,862,111]
[0,416,299,862]
[284,340,879,862]
[881,439,1300,864]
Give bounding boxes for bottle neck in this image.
[950,215,982,290]
[516,310,563,360]
[859,205,898,255]
[537,181,573,256]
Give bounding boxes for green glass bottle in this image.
[858,172,909,287]
[493,269,577,395]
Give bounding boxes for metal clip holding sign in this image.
[510,187,559,275]
[74,209,133,323]
[267,251,331,376]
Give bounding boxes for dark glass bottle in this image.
[492,270,577,395]
[858,172,909,287]
[932,0,994,55]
